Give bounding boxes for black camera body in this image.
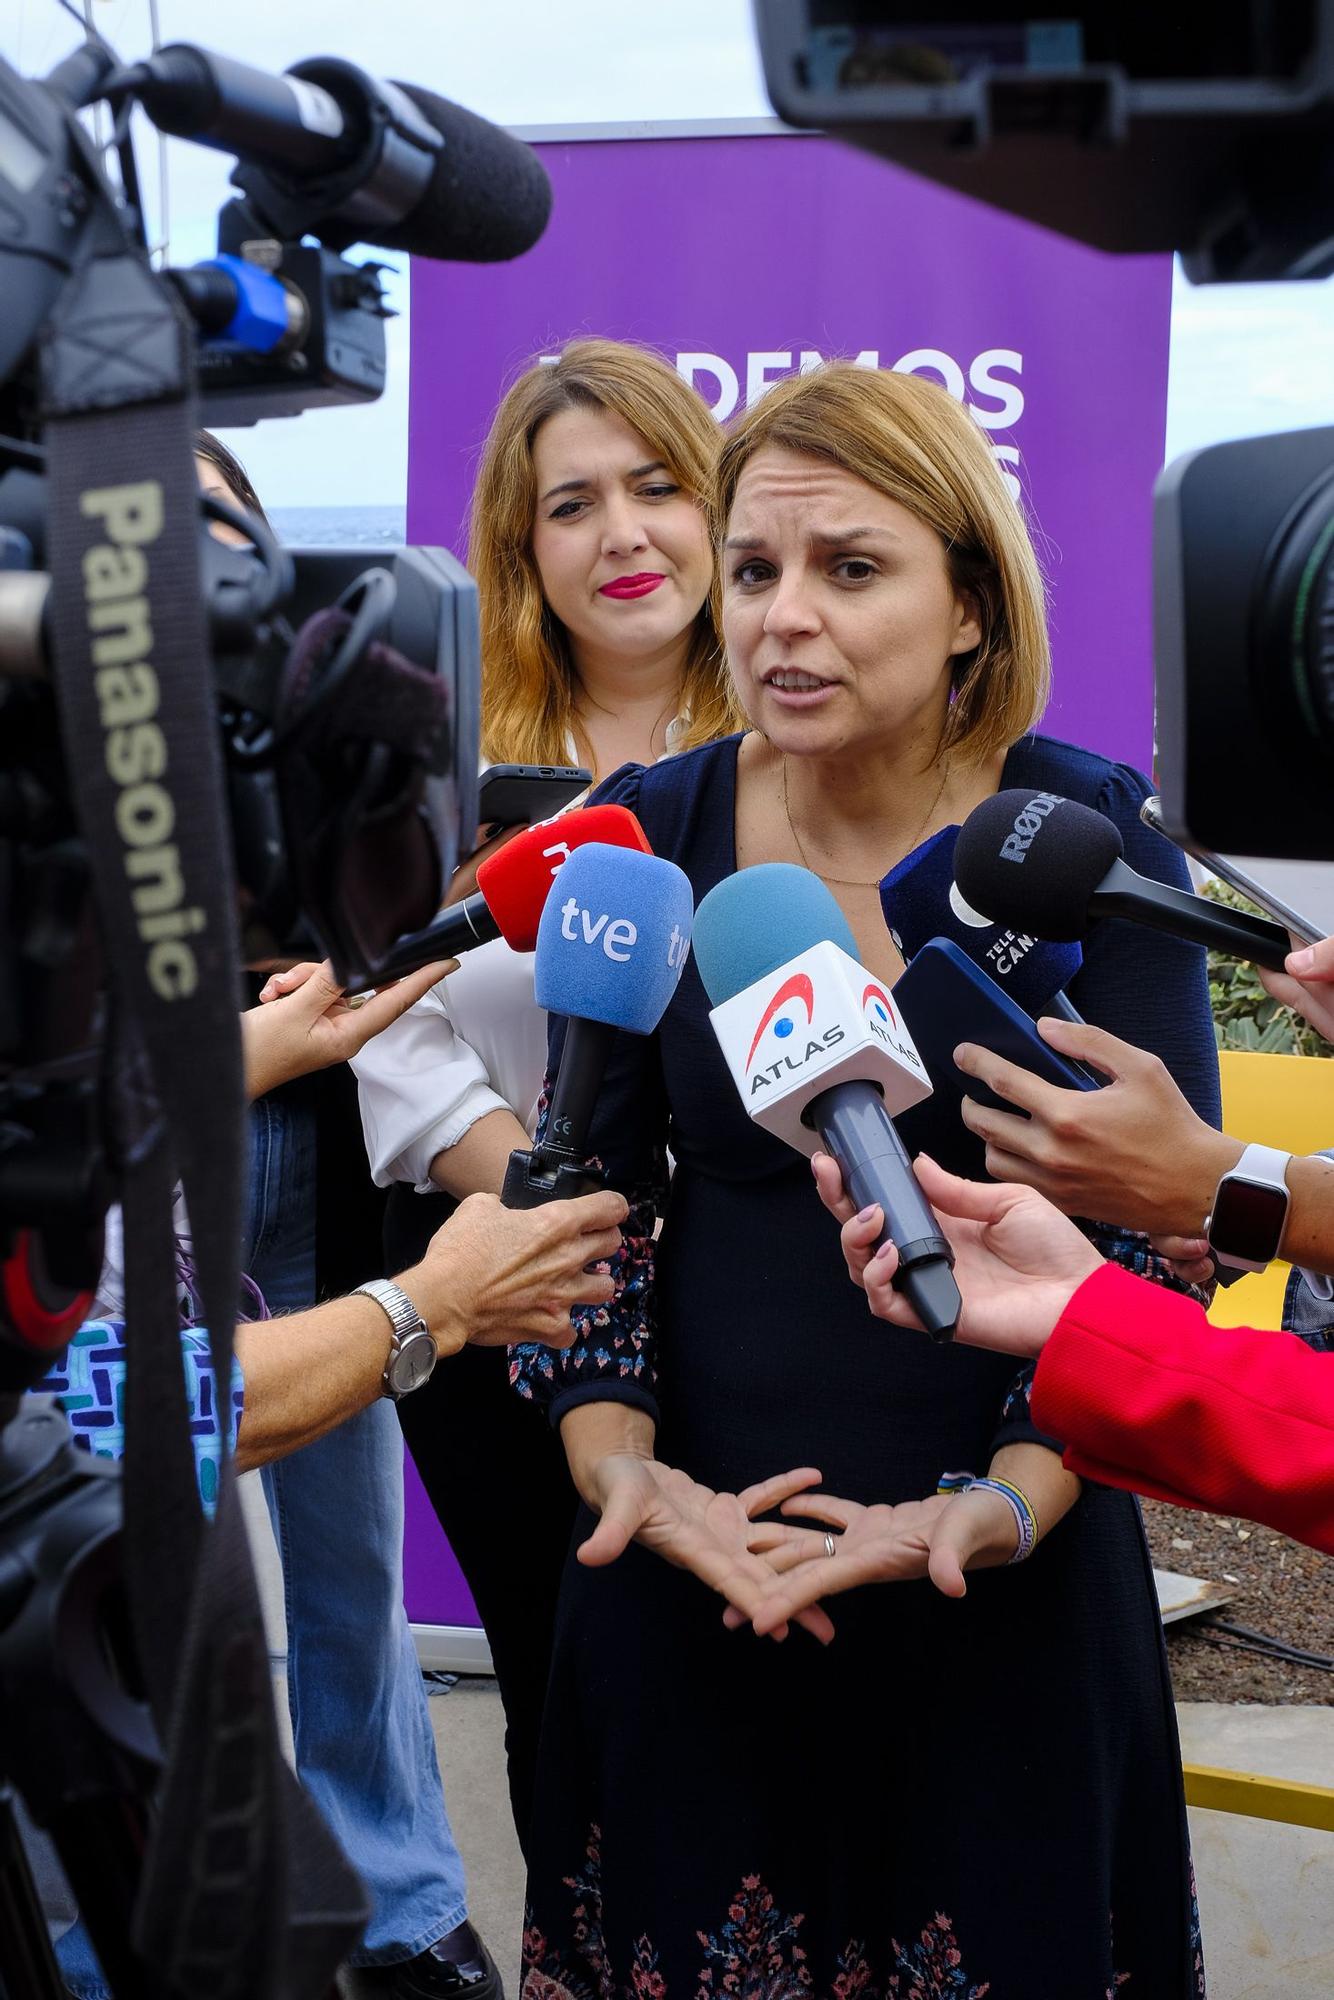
[1155,425,1334,860]
[0,32,550,1997]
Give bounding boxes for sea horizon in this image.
[270,503,408,546]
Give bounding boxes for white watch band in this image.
[1206,1143,1292,1273]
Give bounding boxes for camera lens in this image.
[1257,467,1334,751]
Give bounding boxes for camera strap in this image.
[39,209,364,1995]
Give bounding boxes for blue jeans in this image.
[248,1090,469,1966]
[56,1094,469,1996]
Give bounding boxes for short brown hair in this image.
[468,339,744,766]
[715,365,1050,763]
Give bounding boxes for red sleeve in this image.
[1031,1262,1334,1553]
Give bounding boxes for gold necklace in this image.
[781,756,951,889]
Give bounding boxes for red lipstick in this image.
[599,573,666,600]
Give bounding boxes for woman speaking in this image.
[516,364,1219,1998]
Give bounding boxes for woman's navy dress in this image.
[514,733,1218,2000]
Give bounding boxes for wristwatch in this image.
[1204,1143,1292,1276]
[353,1278,438,1400]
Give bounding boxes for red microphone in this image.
[358,804,653,984]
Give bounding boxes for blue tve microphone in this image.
[880,825,1085,1021]
[502,842,693,1208]
[695,864,960,1342]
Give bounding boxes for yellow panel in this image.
[1183,1761,1334,1833]
[1208,1053,1334,1331]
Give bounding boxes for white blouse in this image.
[352,728,689,1194]
[351,938,546,1191]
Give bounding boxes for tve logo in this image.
[558,896,688,968]
[534,845,695,1036]
[559,896,638,962]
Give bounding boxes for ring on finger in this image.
[823,1532,837,1560]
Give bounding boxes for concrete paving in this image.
[427,1684,1334,2000]
[430,1681,527,1998]
[1178,1702,1334,2000]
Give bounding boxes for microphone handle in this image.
[807,1080,960,1342]
[542,1018,618,1164]
[1091,860,1292,971]
[501,1017,616,1210]
[132,45,352,165]
[354,891,495,989]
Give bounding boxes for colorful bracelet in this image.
[935,1471,1039,1563]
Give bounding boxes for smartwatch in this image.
[353,1278,438,1400]
[1204,1143,1292,1276]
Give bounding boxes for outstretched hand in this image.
[812,1150,1102,1358]
[243,957,453,1100]
[577,1455,836,1645]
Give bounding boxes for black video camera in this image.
[753,1,1334,859]
[0,23,549,1999]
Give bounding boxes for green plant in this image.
[1203,878,1327,1056]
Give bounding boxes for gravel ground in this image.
[1141,1498,1334,1704]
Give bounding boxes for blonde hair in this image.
[469,339,744,765]
[714,364,1050,763]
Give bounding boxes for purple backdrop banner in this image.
[403,129,1172,1632]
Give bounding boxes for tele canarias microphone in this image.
[365,805,652,985]
[693,864,961,1342]
[954,789,1294,972]
[127,45,553,262]
[500,843,693,1209]
[880,824,1086,1022]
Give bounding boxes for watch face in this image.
[1210,1176,1288,1266]
[388,1332,437,1397]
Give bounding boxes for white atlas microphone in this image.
[692,864,960,1341]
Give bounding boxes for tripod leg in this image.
[0,1784,68,2000]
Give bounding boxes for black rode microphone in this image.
[124,45,552,261]
[954,789,1294,971]
[879,824,1086,1023]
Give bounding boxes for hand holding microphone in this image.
[247,955,454,1098]
[811,1151,1104,1358]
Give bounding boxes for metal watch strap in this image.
[352,1278,432,1393]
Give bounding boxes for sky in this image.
[6,0,1334,506]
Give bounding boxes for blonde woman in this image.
[352,340,740,1845]
[515,365,1218,1999]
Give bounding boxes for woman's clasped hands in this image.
[560,1405,1034,1648]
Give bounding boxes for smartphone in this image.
[1139,796,1323,946]
[477,763,592,829]
[893,938,1102,1114]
